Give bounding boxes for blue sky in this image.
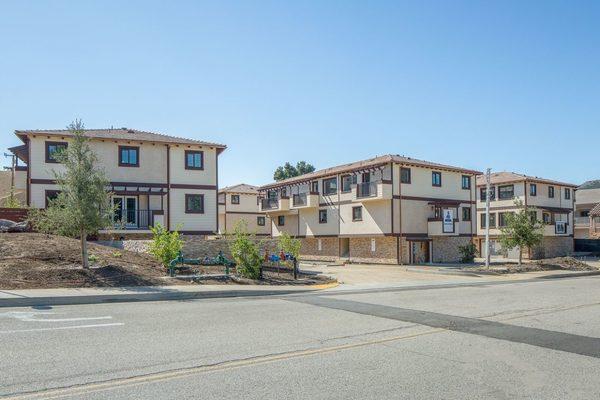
[1,1,598,186]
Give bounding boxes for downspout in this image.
[166,145,170,231]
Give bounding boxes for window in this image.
[480,187,496,201]
[498,212,511,227]
[565,188,571,200]
[461,175,471,190]
[185,194,204,213]
[322,177,337,195]
[45,190,61,208]
[341,175,353,193]
[319,209,327,224]
[529,210,538,223]
[45,141,68,163]
[352,206,362,221]
[432,171,442,187]
[481,213,496,228]
[548,186,555,198]
[543,212,552,224]
[277,215,285,226]
[280,187,287,198]
[555,221,567,234]
[498,185,514,200]
[400,167,411,184]
[581,210,590,217]
[257,216,266,226]
[185,150,203,170]
[462,207,471,221]
[231,194,240,204]
[311,181,319,193]
[530,183,537,196]
[119,146,139,167]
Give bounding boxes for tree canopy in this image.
[273,161,316,181]
[498,199,544,265]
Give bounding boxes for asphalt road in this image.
[1,276,600,399]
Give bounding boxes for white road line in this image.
[19,316,114,323]
[0,323,124,334]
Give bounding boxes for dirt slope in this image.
[0,233,171,289]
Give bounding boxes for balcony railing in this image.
[261,198,279,210]
[575,216,590,226]
[356,181,378,198]
[293,193,307,207]
[109,209,154,230]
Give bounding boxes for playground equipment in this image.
[168,250,235,277]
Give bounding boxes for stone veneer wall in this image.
[300,237,339,262]
[530,236,574,259]
[431,236,472,263]
[181,236,280,259]
[348,236,397,264]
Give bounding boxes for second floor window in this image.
[480,213,496,228]
[45,141,68,163]
[543,212,552,224]
[352,206,362,221]
[231,194,240,204]
[311,181,319,193]
[548,186,555,198]
[432,171,442,187]
[565,188,571,200]
[322,177,337,195]
[119,146,139,167]
[530,183,537,196]
[462,207,471,221]
[480,187,495,201]
[498,212,511,227]
[400,167,411,184]
[498,185,514,200]
[278,215,285,226]
[461,175,471,190]
[341,175,354,192]
[185,150,204,170]
[257,216,266,226]
[319,209,328,223]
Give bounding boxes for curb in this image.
[0,287,326,309]
[537,270,600,279]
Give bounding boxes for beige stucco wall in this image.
[169,146,217,185]
[169,188,216,232]
[271,213,299,236]
[339,200,390,236]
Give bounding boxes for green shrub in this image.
[458,242,477,263]
[112,251,122,258]
[228,221,262,279]
[148,223,183,267]
[88,254,99,263]
[277,232,301,267]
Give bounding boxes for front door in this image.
[113,196,138,228]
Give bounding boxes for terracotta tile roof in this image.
[476,171,577,188]
[590,203,600,216]
[259,154,482,190]
[219,183,259,194]
[14,128,226,149]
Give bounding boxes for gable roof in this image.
[475,171,577,188]
[260,154,481,190]
[219,183,259,194]
[14,128,226,151]
[578,180,600,190]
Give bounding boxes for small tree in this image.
[458,242,477,263]
[148,223,183,267]
[2,188,21,208]
[28,120,112,268]
[499,199,543,266]
[228,220,262,279]
[277,232,301,267]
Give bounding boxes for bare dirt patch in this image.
[466,257,598,274]
[0,233,173,289]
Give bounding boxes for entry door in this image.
[113,196,138,227]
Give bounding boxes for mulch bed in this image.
[466,257,598,274]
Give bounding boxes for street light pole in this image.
[485,168,491,269]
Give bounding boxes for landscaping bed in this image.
[465,257,598,274]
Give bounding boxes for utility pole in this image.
[485,168,491,269]
[3,153,16,188]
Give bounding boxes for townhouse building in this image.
[574,180,600,239]
[218,183,270,235]
[7,128,226,237]
[258,155,481,264]
[475,172,576,259]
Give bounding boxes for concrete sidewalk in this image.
[0,283,335,308]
